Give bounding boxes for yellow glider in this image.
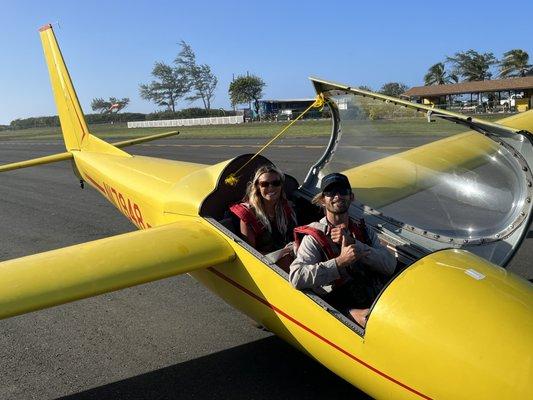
[0,25,532,400]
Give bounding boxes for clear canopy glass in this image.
[312,90,532,247]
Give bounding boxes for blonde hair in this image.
[244,165,293,235]
[311,192,325,208]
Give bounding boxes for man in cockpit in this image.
[289,173,396,327]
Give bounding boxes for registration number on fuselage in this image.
[102,182,152,229]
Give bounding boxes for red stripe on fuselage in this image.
[207,267,432,400]
[84,173,106,195]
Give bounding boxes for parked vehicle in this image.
[276,109,293,121]
[500,94,523,109]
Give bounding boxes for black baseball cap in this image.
[320,173,351,191]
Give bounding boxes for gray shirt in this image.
[289,217,396,296]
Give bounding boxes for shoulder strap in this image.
[349,218,372,246]
[281,199,295,224]
[282,199,298,233]
[229,203,265,234]
[293,225,336,260]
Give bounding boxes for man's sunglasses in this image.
[258,180,282,188]
[323,187,351,197]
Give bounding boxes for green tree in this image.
[424,62,458,85]
[358,85,373,92]
[499,49,532,78]
[175,40,218,110]
[91,98,110,113]
[379,82,408,97]
[107,97,130,113]
[446,50,497,81]
[228,75,266,113]
[92,97,130,113]
[139,62,188,112]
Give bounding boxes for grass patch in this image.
[0,113,512,141]
[343,114,510,136]
[0,120,332,141]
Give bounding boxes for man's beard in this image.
[326,200,349,214]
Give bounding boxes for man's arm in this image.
[289,235,340,290]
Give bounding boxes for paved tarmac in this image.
[0,137,370,400]
[0,136,531,399]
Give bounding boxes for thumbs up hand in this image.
[335,235,359,268]
[335,235,370,269]
[330,224,353,245]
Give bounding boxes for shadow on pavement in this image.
[58,336,372,400]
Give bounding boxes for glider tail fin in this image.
[39,24,90,152]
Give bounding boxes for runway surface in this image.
[0,136,531,399]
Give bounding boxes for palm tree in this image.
[499,49,532,78]
[446,50,498,81]
[424,62,458,85]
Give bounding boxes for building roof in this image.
[403,76,533,97]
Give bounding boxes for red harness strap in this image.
[294,219,371,288]
[293,226,336,259]
[229,203,265,234]
[229,199,295,236]
[282,201,294,224]
[293,219,371,261]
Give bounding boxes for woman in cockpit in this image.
[230,165,297,255]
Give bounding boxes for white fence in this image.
[127,115,244,129]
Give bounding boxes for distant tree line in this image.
[4,108,235,131]
[146,108,235,120]
[424,49,532,86]
[350,83,410,97]
[15,46,528,128]
[7,113,143,130]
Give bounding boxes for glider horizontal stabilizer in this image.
[0,130,180,172]
[0,218,234,320]
[0,151,72,172]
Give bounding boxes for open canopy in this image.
[303,78,533,267]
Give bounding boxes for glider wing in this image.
[0,218,235,320]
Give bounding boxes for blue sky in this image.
[1,0,531,125]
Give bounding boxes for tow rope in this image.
[225,93,326,186]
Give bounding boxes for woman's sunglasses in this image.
[258,179,282,188]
